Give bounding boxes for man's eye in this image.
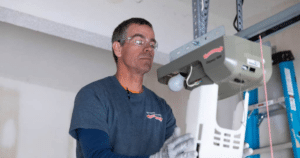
[150,42,156,48]
[134,40,143,45]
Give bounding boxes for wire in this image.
[237,73,248,127]
[233,15,239,32]
[241,91,249,127]
[186,65,202,87]
[233,0,244,32]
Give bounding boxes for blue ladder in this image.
[277,51,300,157]
[245,50,300,157]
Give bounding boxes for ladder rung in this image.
[251,142,292,155]
[248,97,285,111]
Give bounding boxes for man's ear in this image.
[113,41,122,58]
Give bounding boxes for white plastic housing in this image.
[185,84,249,158]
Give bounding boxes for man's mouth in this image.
[140,57,152,60]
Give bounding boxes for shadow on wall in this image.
[0,87,19,158]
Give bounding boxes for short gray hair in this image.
[111,18,153,64]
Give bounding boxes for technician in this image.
[69,18,198,158]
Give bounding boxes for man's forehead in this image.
[127,24,155,38]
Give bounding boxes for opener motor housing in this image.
[157,35,272,100]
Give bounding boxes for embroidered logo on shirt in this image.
[146,112,163,122]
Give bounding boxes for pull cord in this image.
[259,35,274,158]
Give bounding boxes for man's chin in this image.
[139,64,152,74]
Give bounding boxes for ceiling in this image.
[0,0,299,65]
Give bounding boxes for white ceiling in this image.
[0,0,299,65]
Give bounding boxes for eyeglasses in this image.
[123,35,158,51]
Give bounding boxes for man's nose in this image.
[144,42,155,52]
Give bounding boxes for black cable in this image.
[233,16,238,31]
[233,0,244,32]
[126,88,130,99]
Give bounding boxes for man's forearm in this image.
[77,128,150,158]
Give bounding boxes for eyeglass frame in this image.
[118,34,158,51]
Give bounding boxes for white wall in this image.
[0,77,76,158]
[0,22,116,92]
[0,21,116,157]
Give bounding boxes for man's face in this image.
[119,24,156,75]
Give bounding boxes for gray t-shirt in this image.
[69,75,176,157]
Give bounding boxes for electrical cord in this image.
[186,65,202,87]
[233,0,244,32]
[237,74,248,127]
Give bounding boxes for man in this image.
[69,18,198,158]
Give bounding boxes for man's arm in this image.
[78,128,198,158]
[77,128,150,158]
[162,99,176,141]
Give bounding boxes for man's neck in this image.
[115,69,144,93]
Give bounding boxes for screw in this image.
[192,41,200,46]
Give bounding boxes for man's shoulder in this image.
[144,86,166,103]
[78,76,115,94]
[143,86,174,115]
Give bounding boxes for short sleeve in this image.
[163,100,177,140]
[69,87,109,140]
